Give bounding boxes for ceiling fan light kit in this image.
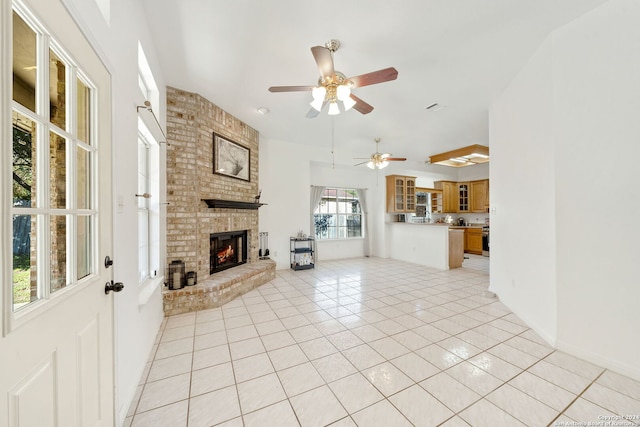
[367,159,389,170]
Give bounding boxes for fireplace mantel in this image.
[202,199,266,210]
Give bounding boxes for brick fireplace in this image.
[165,86,260,282]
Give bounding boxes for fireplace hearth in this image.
[210,230,248,274]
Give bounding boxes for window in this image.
[314,188,363,240]
[137,43,161,287]
[11,6,97,311]
[137,134,151,282]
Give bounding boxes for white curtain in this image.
[356,188,370,257]
[310,186,325,239]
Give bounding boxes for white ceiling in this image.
[140,0,606,165]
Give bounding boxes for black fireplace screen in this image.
[210,230,248,274]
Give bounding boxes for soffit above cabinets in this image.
[427,144,489,168]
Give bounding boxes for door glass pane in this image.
[77,215,91,280]
[77,147,90,209]
[49,49,66,130]
[50,215,67,292]
[12,12,37,111]
[12,111,36,206]
[77,78,91,143]
[49,132,66,208]
[13,214,39,310]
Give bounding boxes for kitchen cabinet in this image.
[434,179,489,213]
[458,182,470,213]
[386,175,416,213]
[431,192,442,213]
[433,181,458,213]
[470,179,489,212]
[449,229,464,268]
[465,227,483,255]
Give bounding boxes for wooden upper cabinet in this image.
[458,182,470,213]
[386,175,417,213]
[434,179,489,213]
[470,179,489,212]
[405,178,416,211]
[434,181,458,213]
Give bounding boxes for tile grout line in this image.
[546,369,607,427]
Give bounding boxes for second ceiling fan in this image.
[355,138,406,169]
[268,39,398,118]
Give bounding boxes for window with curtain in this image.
[313,188,363,240]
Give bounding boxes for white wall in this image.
[490,0,640,380]
[61,0,167,422]
[258,138,313,269]
[490,37,558,345]
[552,0,640,379]
[386,224,450,270]
[457,163,490,183]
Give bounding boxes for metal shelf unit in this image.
[290,237,315,270]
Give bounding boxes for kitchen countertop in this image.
[388,222,484,228]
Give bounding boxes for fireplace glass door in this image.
[210,230,248,274]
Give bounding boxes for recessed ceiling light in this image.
[257,107,270,115]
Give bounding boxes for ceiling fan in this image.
[354,138,406,169]
[268,39,398,118]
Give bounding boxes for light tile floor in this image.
[125,255,640,427]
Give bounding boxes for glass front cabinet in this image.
[385,175,416,213]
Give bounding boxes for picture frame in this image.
[213,132,250,182]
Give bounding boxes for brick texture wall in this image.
[166,86,260,281]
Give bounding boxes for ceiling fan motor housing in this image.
[325,39,340,52]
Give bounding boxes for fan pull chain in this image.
[331,116,335,169]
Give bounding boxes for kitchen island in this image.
[386,222,465,270]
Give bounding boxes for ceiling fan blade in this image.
[306,106,321,119]
[387,157,407,161]
[349,67,398,88]
[268,85,315,93]
[350,94,374,115]
[311,46,335,79]
[354,160,370,166]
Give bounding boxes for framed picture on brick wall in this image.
[213,132,250,181]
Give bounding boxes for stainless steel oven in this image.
[482,226,490,257]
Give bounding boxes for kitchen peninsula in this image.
[386,222,465,270]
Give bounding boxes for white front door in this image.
[1,0,115,426]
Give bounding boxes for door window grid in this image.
[10,5,98,313]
